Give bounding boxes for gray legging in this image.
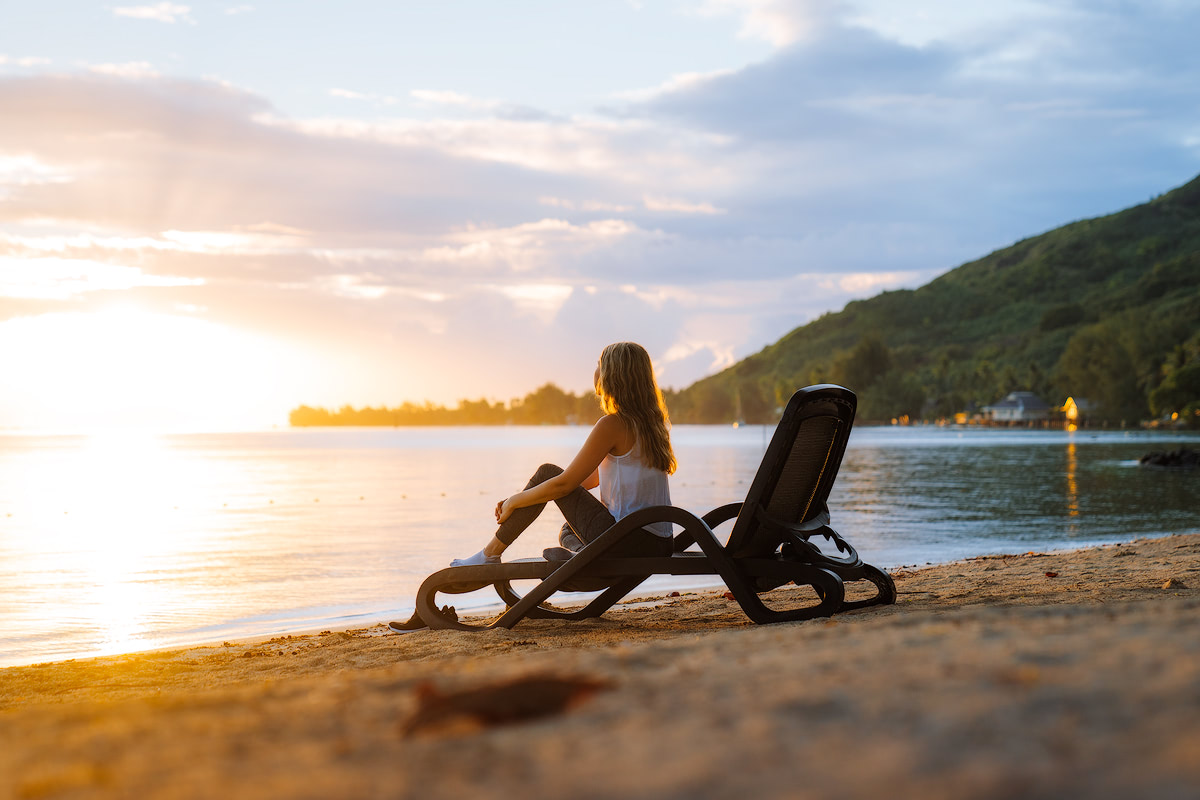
[495,463,673,558]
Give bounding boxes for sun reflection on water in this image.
[15,431,227,656]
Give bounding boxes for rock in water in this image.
[1139,448,1199,469]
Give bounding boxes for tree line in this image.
[289,383,606,427]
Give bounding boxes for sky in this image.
[1,0,1198,431]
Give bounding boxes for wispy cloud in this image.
[0,55,52,67]
[88,61,159,79]
[410,89,500,111]
[329,87,399,105]
[696,0,836,47]
[643,195,724,215]
[112,3,195,24]
[0,257,203,300]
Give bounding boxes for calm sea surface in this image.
[1,425,1197,667]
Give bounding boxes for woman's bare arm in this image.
[496,415,622,523]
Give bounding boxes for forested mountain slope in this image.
[667,173,1200,425]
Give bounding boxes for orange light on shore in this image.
[1063,397,1080,432]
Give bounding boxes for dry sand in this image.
[3,534,1200,799]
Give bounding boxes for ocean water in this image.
[1,425,1197,668]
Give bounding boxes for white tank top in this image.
[599,434,672,537]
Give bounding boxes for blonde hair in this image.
[595,342,677,475]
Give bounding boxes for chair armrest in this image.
[674,502,743,552]
[702,502,743,528]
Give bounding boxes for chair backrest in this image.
[725,385,857,559]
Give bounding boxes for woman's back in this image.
[599,435,672,537]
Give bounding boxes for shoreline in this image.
[4,532,1183,672]
[3,533,1199,798]
[3,532,1195,671]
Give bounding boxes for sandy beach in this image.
[2,533,1199,799]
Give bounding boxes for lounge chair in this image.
[397,384,895,631]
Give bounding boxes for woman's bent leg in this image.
[494,463,564,546]
[553,484,615,548]
[453,463,564,566]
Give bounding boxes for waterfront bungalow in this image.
[982,391,1052,423]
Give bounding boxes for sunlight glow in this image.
[0,308,304,432]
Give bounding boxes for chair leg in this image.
[494,581,566,619]
[416,573,501,631]
[675,510,845,624]
[573,577,647,618]
[732,565,844,624]
[493,576,646,621]
[838,564,897,611]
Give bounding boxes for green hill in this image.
[667,173,1200,426]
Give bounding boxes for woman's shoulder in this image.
[594,414,635,454]
[593,413,620,433]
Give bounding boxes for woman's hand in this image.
[496,496,517,524]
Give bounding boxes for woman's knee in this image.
[558,523,584,552]
[531,463,563,483]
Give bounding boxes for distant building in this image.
[982,391,1052,423]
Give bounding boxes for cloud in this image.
[634,2,1200,239]
[539,196,636,213]
[88,61,159,79]
[697,0,839,47]
[0,257,202,300]
[410,89,498,110]
[643,195,725,215]
[112,3,195,24]
[330,87,400,105]
[0,55,52,68]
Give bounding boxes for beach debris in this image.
[995,665,1040,687]
[669,591,681,597]
[1162,578,1187,590]
[722,591,735,601]
[401,673,613,737]
[1045,571,1059,578]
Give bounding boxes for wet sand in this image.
[2,533,1199,799]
